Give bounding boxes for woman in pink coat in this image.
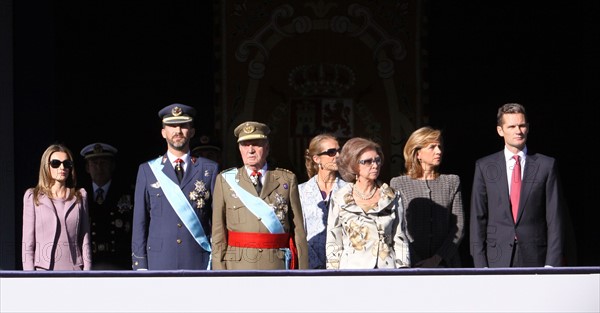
[22,144,91,270]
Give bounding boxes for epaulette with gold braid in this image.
[275,167,295,174]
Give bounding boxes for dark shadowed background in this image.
[4,0,599,268]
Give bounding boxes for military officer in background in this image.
[191,135,222,165]
[80,142,133,270]
[131,103,218,270]
[211,121,308,270]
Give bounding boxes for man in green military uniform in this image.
[211,121,308,270]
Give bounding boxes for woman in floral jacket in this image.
[326,137,410,269]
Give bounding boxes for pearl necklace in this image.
[353,185,377,200]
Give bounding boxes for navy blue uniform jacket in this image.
[132,154,218,270]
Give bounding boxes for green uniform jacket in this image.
[211,165,308,270]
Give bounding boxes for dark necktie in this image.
[251,171,262,195]
[95,188,104,205]
[175,158,184,183]
[510,155,521,222]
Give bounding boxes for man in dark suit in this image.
[131,103,218,270]
[470,103,566,267]
[80,142,133,270]
[211,121,308,270]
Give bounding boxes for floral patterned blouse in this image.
[326,183,410,269]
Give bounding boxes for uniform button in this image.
[110,212,114,216]
[134,261,139,266]
[92,232,96,235]
[177,239,182,244]
[258,249,263,252]
[177,223,182,228]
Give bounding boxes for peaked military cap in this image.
[80,142,118,159]
[234,121,270,142]
[158,103,196,125]
[192,135,221,154]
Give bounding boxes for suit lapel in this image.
[236,166,259,196]
[104,184,117,204]
[261,170,279,198]
[160,154,180,186]
[180,157,198,188]
[40,195,60,221]
[495,152,514,222]
[64,194,79,216]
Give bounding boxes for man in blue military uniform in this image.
[131,103,218,270]
[80,142,133,270]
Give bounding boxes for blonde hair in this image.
[304,133,338,178]
[403,126,442,179]
[32,144,81,205]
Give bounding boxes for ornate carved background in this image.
[216,0,426,182]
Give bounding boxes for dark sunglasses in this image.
[317,148,340,157]
[49,159,73,169]
[358,156,382,166]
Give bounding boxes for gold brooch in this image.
[93,144,104,154]
[172,106,182,116]
[243,124,255,134]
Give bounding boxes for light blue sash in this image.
[148,157,211,253]
[222,169,284,233]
